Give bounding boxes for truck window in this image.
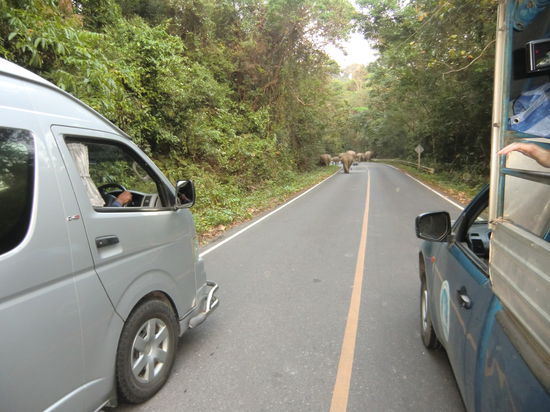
[500,5,550,241]
[455,188,491,266]
[65,138,168,210]
[0,127,34,254]
[465,205,491,261]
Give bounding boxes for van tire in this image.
[420,277,440,349]
[116,299,178,404]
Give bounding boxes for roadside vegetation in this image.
[355,0,497,175]
[0,0,496,237]
[193,166,338,243]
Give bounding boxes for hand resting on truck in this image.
[498,142,550,168]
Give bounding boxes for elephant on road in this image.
[319,154,331,166]
[345,150,356,159]
[339,153,354,173]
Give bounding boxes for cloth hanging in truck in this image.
[510,82,550,137]
[513,0,550,31]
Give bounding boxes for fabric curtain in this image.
[67,142,105,207]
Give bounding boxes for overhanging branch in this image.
[442,40,496,77]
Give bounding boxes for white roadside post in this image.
[415,144,424,169]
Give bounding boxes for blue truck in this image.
[415,1,550,410]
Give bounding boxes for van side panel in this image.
[0,73,121,411]
[0,74,87,411]
[74,274,123,410]
[28,90,127,410]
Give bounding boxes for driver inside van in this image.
[111,191,132,207]
[67,142,134,207]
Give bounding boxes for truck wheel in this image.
[420,278,440,349]
[116,299,179,404]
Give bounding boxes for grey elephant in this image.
[319,154,331,166]
[345,150,358,165]
[346,150,356,158]
[339,153,354,173]
[364,151,373,161]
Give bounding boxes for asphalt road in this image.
[116,162,466,412]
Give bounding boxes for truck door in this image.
[435,187,494,410]
[52,126,198,320]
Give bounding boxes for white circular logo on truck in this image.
[439,281,450,342]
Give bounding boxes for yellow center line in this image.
[329,172,371,412]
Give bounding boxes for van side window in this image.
[65,138,167,209]
[0,127,34,254]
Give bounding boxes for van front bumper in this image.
[188,281,219,329]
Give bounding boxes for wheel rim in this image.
[421,287,429,332]
[131,318,170,384]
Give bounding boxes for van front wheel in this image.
[116,299,178,404]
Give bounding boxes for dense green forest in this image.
[0,0,497,232]
[356,0,497,183]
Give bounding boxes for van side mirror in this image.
[175,180,195,208]
[415,211,451,242]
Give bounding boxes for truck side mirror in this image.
[175,180,195,208]
[415,211,451,242]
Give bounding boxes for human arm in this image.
[111,191,132,207]
[498,142,550,168]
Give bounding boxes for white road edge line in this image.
[199,171,339,257]
[385,164,464,211]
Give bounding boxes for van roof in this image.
[0,57,129,139]
[0,58,53,86]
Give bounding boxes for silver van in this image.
[0,58,218,411]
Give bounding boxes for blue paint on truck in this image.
[417,186,550,411]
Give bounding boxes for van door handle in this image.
[96,235,119,249]
[457,287,472,310]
